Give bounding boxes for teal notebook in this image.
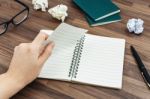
[73,0,120,21]
[86,13,121,26]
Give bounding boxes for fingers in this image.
[38,42,55,65]
[32,32,49,47]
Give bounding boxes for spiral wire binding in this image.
[68,35,86,79]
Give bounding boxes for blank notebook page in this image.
[39,23,87,80]
[73,34,125,89]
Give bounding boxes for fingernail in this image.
[51,41,55,48]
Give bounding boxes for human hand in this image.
[8,32,54,86]
[0,32,54,99]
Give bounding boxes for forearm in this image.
[0,73,24,99]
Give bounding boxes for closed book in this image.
[86,13,121,26]
[73,0,120,21]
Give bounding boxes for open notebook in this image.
[39,23,125,89]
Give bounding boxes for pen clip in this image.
[141,72,150,88]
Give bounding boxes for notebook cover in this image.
[73,0,120,21]
[86,13,121,26]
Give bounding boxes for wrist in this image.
[0,72,25,98]
[4,72,26,89]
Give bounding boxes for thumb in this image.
[38,42,55,65]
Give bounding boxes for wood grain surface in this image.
[0,0,150,99]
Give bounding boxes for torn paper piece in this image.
[32,0,48,12]
[127,18,144,34]
[48,4,68,22]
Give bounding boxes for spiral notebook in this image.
[39,23,125,89]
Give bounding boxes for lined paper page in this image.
[73,34,125,89]
[39,23,87,80]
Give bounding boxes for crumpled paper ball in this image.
[48,4,68,22]
[127,18,144,34]
[32,0,48,12]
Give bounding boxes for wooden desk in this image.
[0,0,150,99]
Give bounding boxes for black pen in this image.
[130,46,150,88]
